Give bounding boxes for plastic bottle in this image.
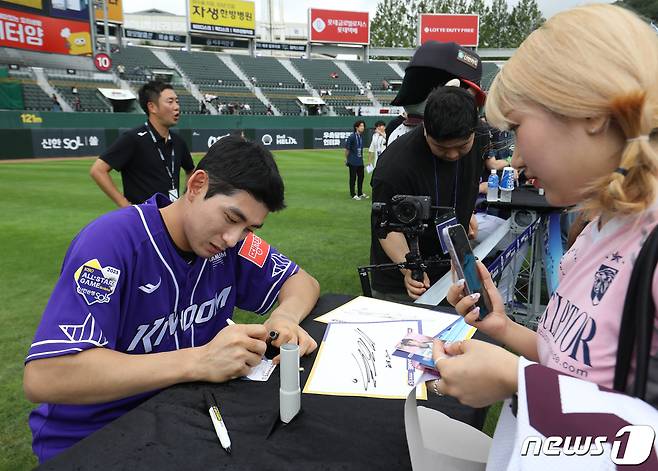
[486,169,499,202]
[499,166,514,203]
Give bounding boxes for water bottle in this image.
[486,169,499,202]
[499,167,514,203]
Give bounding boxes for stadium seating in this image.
[231,55,302,89]
[113,46,170,83]
[259,87,308,115]
[167,49,243,87]
[196,85,265,114]
[173,86,202,114]
[46,69,116,112]
[19,80,54,111]
[291,58,358,92]
[344,60,399,90]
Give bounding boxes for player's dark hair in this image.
[196,136,285,212]
[138,80,174,115]
[353,120,365,132]
[423,87,478,141]
[374,120,386,128]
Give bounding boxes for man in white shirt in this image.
[367,121,386,170]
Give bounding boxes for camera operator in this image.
[370,86,490,301]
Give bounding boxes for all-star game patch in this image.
[74,259,121,305]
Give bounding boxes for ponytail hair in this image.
[582,92,657,217]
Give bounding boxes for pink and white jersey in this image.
[537,203,658,387]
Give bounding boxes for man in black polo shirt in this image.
[90,80,194,207]
[370,87,489,301]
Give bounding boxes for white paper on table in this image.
[304,320,427,400]
[242,358,277,381]
[366,163,374,174]
[315,296,459,327]
[405,387,491,471]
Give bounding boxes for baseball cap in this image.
[391,41,483,106]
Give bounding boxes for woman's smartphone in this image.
[442,224,492,320]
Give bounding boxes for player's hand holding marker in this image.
[197,322,269,381]
[264,309,317,364]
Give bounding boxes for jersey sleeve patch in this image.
[74,259,121,306]
[238,233,270,268]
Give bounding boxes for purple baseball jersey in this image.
[26,194,299,462]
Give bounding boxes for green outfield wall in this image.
[0,111,386,159]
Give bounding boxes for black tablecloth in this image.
[485,186,566,212]
[39,294,488,471]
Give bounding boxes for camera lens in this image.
[393,201,418,224]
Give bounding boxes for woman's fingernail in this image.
[456,279,465,286]
[472,306,481,315]
[470,293,481,300]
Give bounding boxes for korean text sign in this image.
[309,8,369,45]
[189,0,255,37]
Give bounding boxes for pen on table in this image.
[204,390,232,454]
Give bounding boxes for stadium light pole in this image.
[88,0,97,54]
[102,0,110,55]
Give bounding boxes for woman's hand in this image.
[432,339,519,408]
[446,261,511,342]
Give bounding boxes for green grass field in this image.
[0,149,498,469]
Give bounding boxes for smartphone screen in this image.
[442,224,492,319]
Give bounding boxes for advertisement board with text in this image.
[311,128,352,149]
[94,0,122,24]
[189,0,255,37]
[255,129,303,150]
[419,14,479,47]
[309,8,369,45]
[32,128,105,157]
[0,5,91,54]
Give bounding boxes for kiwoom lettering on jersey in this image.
[127,286,231,353]
[520,425,656,465]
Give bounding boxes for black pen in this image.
[204,390,232,454]
[265,330,280,359]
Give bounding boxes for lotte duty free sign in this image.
[309,9,369,45]
[419,14,479,47]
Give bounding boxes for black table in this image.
[39,294,488,471]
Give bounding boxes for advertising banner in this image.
[190,34,249,48]
[48,0,88,22]
[189,0,255,37]
[419,14,479,47]
[256,41,305,52]
[311,128,351,149]
[94,0,122,24]
[125,28,185,43]
[191,128,235,152]
[0,0,43,10]
[308,8,369,45]
[32,128,105,157]
[0,6,91,54]
[255,129,303,151]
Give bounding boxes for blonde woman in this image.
[431,4,658,467]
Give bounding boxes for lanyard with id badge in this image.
[433,158,460,255]
[146,122,178,202]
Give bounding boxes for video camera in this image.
[372,195,433,239]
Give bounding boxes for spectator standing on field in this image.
[345,119,367,200]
